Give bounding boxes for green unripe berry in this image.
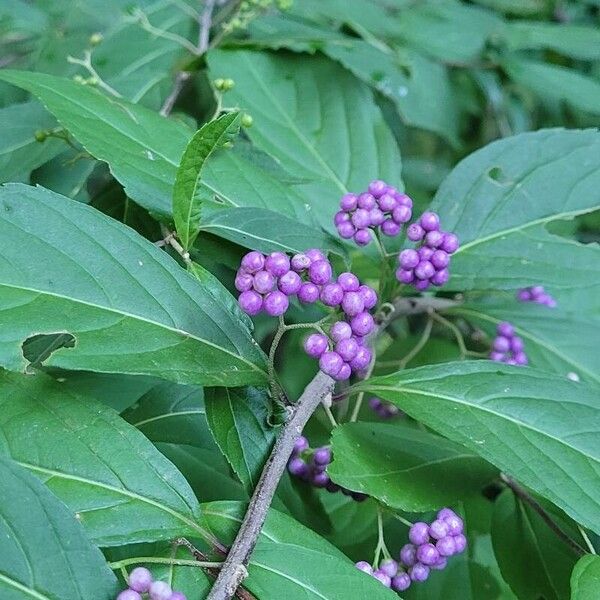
[223,78,235,90]
[89,32,103,46]
[223,141,234,149]
[86,76,98,86]
[73,75,86,84]
[241,114,253,127]
[34,130,48,142]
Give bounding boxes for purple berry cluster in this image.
[287,436,367,501]
[334,180,413,246]
[117,567,185,600]
[489,322,528,366]
[369,397,402,419]
[355,508,466,592]
[396,211,459,291]
[517,285,556,308]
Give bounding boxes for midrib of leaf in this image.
[0,573,51,600]
[0,282,265,378]
[16,462,211,541]
[225,388,253,485]
[240,53,348,193]
[449,306,600,384]
[199,222,298,251]
[132,410,205,428]
[251,561,331,599]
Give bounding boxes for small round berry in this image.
[441,233,459,254]
[431,250,449,269]
[304,333,329,358]
[253,270,276,294]
[234,271,254,292]
[342,291,365,317]
[516,289,531,302]
[543,296,557,308]
[357,192,376,210]
[493,336,511,353]
[409,522,430,545]
[349,346,372,370]
[319,351,344,377]
[337,272,360,292]
[278,271,302,295]
[264,252,290,277]
[400,543,417,567]
[391,572,411,592]
[264,291,289,316]
[330,321,353,342]
[373,570,392,587]
[429,519,450,540]
[291,253,311,272]
[287,457,308,477]
[311,471,330,487]
[238,290,262,315]
[335,362,352,381]
[355,560,373,574]
[149,581,172,600]
[419,246,434,260]
[416,543,440,566]
[350,312,375,337]
[308,259,332,285]
[313,447,331,466]
[169,593,187,600]
[453,534,467,553]
[489,351,504,362]
[530,285,544,297]
[392,205,412,224]
[293,436,309,454]
[420,211,440,231]
[129,567,153,593]
[514,352,528,365]
[368,180,387,197]
[425,230,444,248]
[369,207,385,226]
[409,563,430,582]
[431,268,449,287]
[399,249,419,269]
[378,193,397,212]
[117,591,142,600]
[354,228,371,246]
[379,559,398,578]
[298,282,320,304]
[340,193,358,211]
[431,557,447,571]
[395,193,413,208]
[497,322,515,338]
[241,251,264,273]
[326,481,340,493]
[437,508,457,520]
[381,219,400,236]
[436,536,456,557]
[337,221,356,239]
[414,279,431,291]
[407,223,425,241]
[335,337,359,362]
[320,283,344,307]
[506,358,517,365]
[351,208,371,229]
[358,285,378,309]
[414,261,435,280]
[396,268,414,284]
[444,514,464,535]
[305,248,325,263]
[334,210,350,225]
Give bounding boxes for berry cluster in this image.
[517,285,557,308]
[334,180,413,246]
[355,508,466,592]
[489,322,528,366]
[397,211,459,291]
[369,397,402,419]
[287,436,367,501]
[117,567,185,600]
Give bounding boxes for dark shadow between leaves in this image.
[22,333,76,372]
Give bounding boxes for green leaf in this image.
[504,58,600,115]
[200,501,398,599]
[0,183,267,386]
[492,490,578,600]
[0,457,118,599]
[205,386,276,493]
[358,361,600,535]
[429,129,600,293]
[470,0,546,16]
[173,112,240,250]
[207,49,402,230]
[571,555,600,599]
[449,300,600,385]
[0,370,213,546]
[0,100,63,182]
[328,422,497,511]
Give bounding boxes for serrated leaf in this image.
[358,361,600,535]
[0,183,267,386]
[571,555,600,599]
[205,386,276,493]
[0,370,214,547]
[173,112,240,250]
[329,422,497,511]
[0,457,118,599]
[429,129,600,293]
[492,490,578,600]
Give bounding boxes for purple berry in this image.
[414,260,435,280]
[418,246,434,260]
[349,346,372,370]
[340,193,358,211]
[516,289,531,302]
[409,522,430,545]
[305,248,325,263]
[381,219,400,236]
[264,252,290,277]
[392,205,412,224]
[396,268,414,284]
[234,271,254,292]
[330,320,353,342]
[425,230,444,248]
[293,436,309,454]
[441,233,459,254]
[437,508,456,520]
[369,397,382,410]
[298,282,320,303]
[355,560,373,574]
[368,180,387,197]
[288,457,308,477]
[278,270,302,295]
[337,221,356,239]
[373,571,392,587]
[514,351,528,365]
[436,536,456,557]
[395,193,413,208]
[326,481,340,493]
[354,228,372,246]
[169,593,187,600]
[335,362,352,381]
[429,519,450,540]
[342,291,365,317]
[420,211,440,231]
[497,321,514,337]
[337,272,360,292]
[149,581,172,600]
[417,543,440,566]
[334,210,350,225]
[489,351,504,361]
[320,283,344,307]
[431,268,449,286]
[444,514,464,535]
[117,591,142,600]
[409,563,430,582]
[291,253,311,272]
[335,337,359,361]
[454,533,467,553]
[399,249,420,269]
[493,336,511,353]
[308,259,332,285]
[351,208,371,229]
[431,250,449,269]
[253,270,275,294]
[379,559,398,578]
[313,447,331,466]
[311,471,330,487]
[357,192,376,210]
[391,572,411,591]
[304,333,329,358]
[319,351,344,377]
[358,285,378,309]
[369,207,385,226]
[350,311,375,336]
[407,223,425,241]
[530,285,544,297]
[431,557,447,570]
[129,567,153,593]
[414,279,431,291]
[378,193,397,212]
[263,290,289,316]
[400,543,417,567]
[238,290,262,315]
[240,251,264,273]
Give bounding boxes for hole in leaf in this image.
[22,333,76,369]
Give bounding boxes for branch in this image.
[206,371,335,600]
[501,474,587,557]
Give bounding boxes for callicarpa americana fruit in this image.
[517,285,557,307]
[489,321,529,366]
[115,567,186,600]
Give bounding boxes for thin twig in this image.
[578,526,597,555]
[501,474,586,557]
[160,71,191,116]
[206,371,335,600]
[67,51,122,98]
[160,225,192,265]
